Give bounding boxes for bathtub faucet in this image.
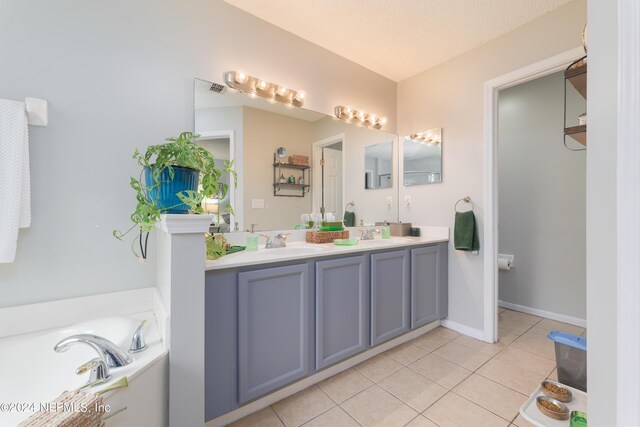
[54,334,133,368]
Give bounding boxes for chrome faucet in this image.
[265,233,288,248]
[54,334,133,368]
[129,320,148,353]
[360,228,380,240]
[75,357,110,387]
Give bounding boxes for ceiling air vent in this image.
[209,83,226,93]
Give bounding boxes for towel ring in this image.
[454,196,474,213]
[345,201,356,212]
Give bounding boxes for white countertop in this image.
[206,226,449,271]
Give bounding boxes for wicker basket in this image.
[306,230,349,244]
[289,154,310,166]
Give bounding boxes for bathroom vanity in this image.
[203,236,448,422]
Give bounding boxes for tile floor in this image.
[230,308,586,427]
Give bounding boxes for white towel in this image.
[0,99,30,263]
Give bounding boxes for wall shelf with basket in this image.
[273,153,311,197]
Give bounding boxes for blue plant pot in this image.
[144,165,199,214]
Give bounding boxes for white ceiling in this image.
[223,0,573,81]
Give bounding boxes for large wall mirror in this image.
[403,128,442,186]
[194,78,399,232]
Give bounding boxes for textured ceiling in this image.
[223,0,573,81]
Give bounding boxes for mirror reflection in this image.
[364,142,393,189]
[194,78,399,231]
[403,128,442,186]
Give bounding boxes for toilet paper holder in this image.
[498,254,515,270]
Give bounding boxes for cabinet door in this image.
[411,245,443,328]
[238,264,309,403]
[371,249,410,346]
[316,255,368,369]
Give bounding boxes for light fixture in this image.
[409,127,442,145]
[334,105,386,129]
[203,198,219,214]
[223,71,305,107]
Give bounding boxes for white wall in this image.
[0,0,396,308]
[498,71,586,320]
[586,0,618,424]
[397,0,587,332]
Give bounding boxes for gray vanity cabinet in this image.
[315,255,368,370]
[411,245,448,328]
[237,264,310,403]
[371,249,410,346]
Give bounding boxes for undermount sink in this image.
[360,238,412,244]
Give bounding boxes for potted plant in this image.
[114,131,236,259]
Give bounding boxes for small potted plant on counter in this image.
[114,131,236,259]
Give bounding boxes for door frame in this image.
[482,47,585,343]
[312,133,346,217]
[198,130,241,230]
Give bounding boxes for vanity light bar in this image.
[409,131,441,144]
[223,71,306,107]
[334,105,387,130]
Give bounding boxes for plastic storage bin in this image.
[548,331,587,392]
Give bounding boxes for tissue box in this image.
[375,222,412,236]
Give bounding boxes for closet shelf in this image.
[564,125,587,146]
[565,61,587,99]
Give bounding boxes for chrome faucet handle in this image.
[76,357,111,385]
[129,320,148,354]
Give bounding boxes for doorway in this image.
[312,134,346,221]
[483,47,585,343]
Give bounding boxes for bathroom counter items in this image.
[206,226,449,270]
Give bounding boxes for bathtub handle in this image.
[76,357,111,387]
[129,320,148,354]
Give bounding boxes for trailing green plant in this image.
[206,233,227,260]
[114,131,237,258]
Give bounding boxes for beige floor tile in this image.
[510,327,556,360]
[547,368,558,382]
[406,415,439,427]
[498,328,521,346]
[477,359,546,395]
[384,342,428,366]
[272,386,335,427]
[454,374,528,421]
[318,368,374,403]
[494,346,556,376]
[512,414,536,427]
[453,334,506,356]
[424,392,509,427]
[433,341,493,371]
[411,332,451,352]
[498,316,534,336]
[378,367,447,412]
[536,318,586,336]
[341,385,418,427]
[409,353,472,389]
[430,326,461,340]
[302,406,359,427]
[355,354,403,382]
[230,407,284,427]
[500,310,542,326]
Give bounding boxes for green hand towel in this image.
[344,211,356,227]
[454,210,480,251]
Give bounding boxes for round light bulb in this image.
[277,86,289,97]
[369,114,378,125]
[257,80,269,90]
[344,106,353,119]
[357,111,366,122]
[235,71,248,84]
[379,116,388,125]
[294,90,306,102]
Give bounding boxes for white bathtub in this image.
[0,311,168,426]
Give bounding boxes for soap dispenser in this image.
[246,224,259,251]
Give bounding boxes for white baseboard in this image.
[499,300,586,328]
[440,319,485,340]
